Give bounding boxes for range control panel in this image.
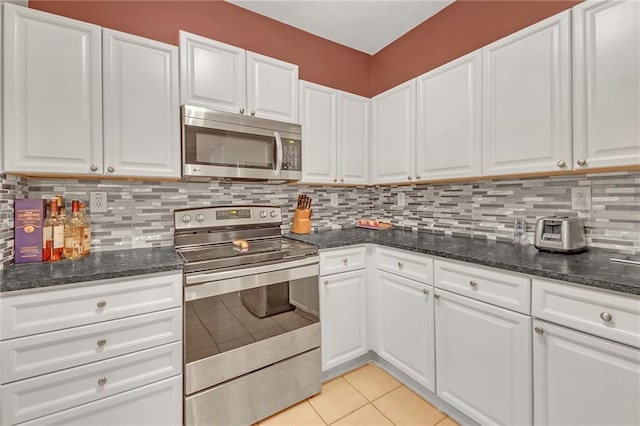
[174,206,281,230]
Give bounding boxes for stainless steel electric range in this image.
[174,205,320,425]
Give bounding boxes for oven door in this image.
[183,256,320,396]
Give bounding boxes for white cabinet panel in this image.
[3,4,103,175]
[179,30,246,114]
[319,245,367,276]
[103,29,180,178]
[376,246,433,284]
[320,269,367,371]
[533,319,640,426]
[435,289,532,426]
[573,0,640,169]
[300,80,337,184]
[371,80,416,184]
[482,11,571,176]
[376,271,435,391]
[338,91,369,184]
[416,50,482,180]
[247,51,299,123]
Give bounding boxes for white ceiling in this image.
[227,0,455,55]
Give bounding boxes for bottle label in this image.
[43,226,52,242]
[53,225,64,249]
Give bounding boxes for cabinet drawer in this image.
[532,278,640,348]
[1,308,182,384]
[1,341,182,425]
[434,259,530,314]
[320,246,366,275]
[18,375,182,426]
[376,247,433,284]
[1,271,182,339]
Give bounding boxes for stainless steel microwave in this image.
[181,105,302,181]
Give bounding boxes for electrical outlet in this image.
[571,187,591,210]
[90,191,108,213]
[330,193,338,208]
[397,192,405,207]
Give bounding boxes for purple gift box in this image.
[15,199,45,263]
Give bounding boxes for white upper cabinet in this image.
[416,50,482,181]
[103,29,180,178]
[247,52,299,123]
[573,0,640,169]
[300,81,369,184]
[337,91,369,185]
[3,4,103,175]
[180,31,298,123]
[482,11,572,176]
[300,81,338,184]
[371,79,416,184]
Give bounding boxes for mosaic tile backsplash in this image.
[1,171,638,268]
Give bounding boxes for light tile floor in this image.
[259,363,459,426]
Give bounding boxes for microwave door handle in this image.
[274,131,283,175]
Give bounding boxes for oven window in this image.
[184,125,276,170]
[185,279,319,364]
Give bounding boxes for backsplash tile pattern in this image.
[1,171,638,268]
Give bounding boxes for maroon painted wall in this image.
[371,0,581,96]
[28,0,374,98]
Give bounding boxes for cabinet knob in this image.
[422,288,429,295]
[96,300,106,309]
[416,175,421,180]
[323,280,329,286]
[577,158,587,166]
[600,312,613,322]
[107,166,115,173]
[342,258,348,265]
[340,178,344,182]
[333,178,337,183]
[557,160,566,168]
[97,338,107,347]
[408,176,413,180]
[469,280,478,288]
[434,294,440,299]
[239,107,245,114]
[534,326,544,335]
[250,110,256,116]
[397,262,403,269]
[90,165,98,172]
[97,376,108,386]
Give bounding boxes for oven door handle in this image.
[274,131,283,176]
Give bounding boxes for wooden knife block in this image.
[291,209,311,234]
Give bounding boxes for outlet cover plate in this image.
[90,191,108,213]
[571,187,591,210]
[330,193,338,208]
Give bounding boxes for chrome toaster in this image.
[534,216,586,253]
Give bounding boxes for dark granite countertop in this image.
[286,228,640,296]
[1,247,182,294]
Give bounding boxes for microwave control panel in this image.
[282,139,302,172]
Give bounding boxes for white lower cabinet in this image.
[435,289,532,425]
[376,270,435,391]
[319,261,367,371]
[533,319,640,426]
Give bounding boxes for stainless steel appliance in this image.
[181,105,302,181]
[174,205,320,425]
[534,216,586,253]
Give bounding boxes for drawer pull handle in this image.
[323,280,329,286]
[97,338,107,347]
[422,288,429,295]
[342,258,348,265]
[97,376,108,386]
[434,294,440,300]
[469,281,478,288]
[96,301,106,309]
[397,262,403,269]
[600,312,613,322]
[534,326,544,335]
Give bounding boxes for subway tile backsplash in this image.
[1,171,638,269]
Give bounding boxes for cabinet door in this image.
[482,11,571,176]
[179,30,246,114]
[337,91,369,184]
[416,50,482,181]
[371,80,416,184]
[247,51,299,123]
[573,0,640,169]
[533,319,640,426]
[299,81,337,184]
[376,271,435,391]
[320,270,367,371]
[435,289,532,425]
[103,29,180,178]
[3,4,103,175]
